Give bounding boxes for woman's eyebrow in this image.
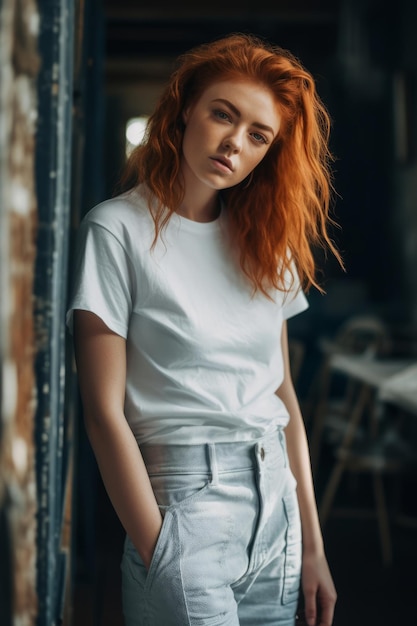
[211,98,275,136]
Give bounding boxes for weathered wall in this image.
[34,1,75,623]
[0,0,40,624]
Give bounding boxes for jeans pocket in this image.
[150,471,211,512]
[122,473,212,587]
[121,500,175,584]
[145,472,213,592]
[122,511,190,625]
[144,508,174,588]
[282,490,302,605]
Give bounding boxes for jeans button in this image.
[260,447,265,461]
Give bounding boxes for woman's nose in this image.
[222,130,243,153]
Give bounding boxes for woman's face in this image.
[181,79,281,195]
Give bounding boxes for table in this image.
[329,354,414,391]
[378,362,417,415]
[318,354,417,564]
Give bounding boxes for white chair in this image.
[308,315,391,474]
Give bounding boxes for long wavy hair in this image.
[120,33,343,295]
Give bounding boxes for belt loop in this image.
[278,428,287,467]
[208,444,219,486]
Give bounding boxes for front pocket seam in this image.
[144,509,173,592]
[164,480,213,513]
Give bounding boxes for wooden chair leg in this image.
[339,385,372,449]
[319,385,372,523]
[319,459,347,525]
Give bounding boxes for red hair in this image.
[121,33,343,295]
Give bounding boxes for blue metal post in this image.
[34,1,75,624]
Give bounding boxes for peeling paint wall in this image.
[0,0,41,625]
[34,1,75,624]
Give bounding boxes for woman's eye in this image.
[251,132,267,144]
[214,110,231,121]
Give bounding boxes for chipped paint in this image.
[10,181,32,216]
[11,437,29,477]
[0,0,40,624]
[1,360,18,423]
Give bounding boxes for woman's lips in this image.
[210,156,234,172]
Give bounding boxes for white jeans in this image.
[121,428,301,625]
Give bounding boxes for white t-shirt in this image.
[67,186,308,445]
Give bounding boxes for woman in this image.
[68,33,340,626]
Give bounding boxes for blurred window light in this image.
[126,116,149,157]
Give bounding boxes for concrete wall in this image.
[0,0,40,624]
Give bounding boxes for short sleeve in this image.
[282,288,309,320]
[281,263,309,320]
[66,220,134,338]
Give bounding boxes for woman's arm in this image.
[73,310,162,569]
[275,321,337,626]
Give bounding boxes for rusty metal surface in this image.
[0,0,40,624]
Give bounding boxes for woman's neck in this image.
[177,188,221,223]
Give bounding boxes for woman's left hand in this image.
[301,550,337,626]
